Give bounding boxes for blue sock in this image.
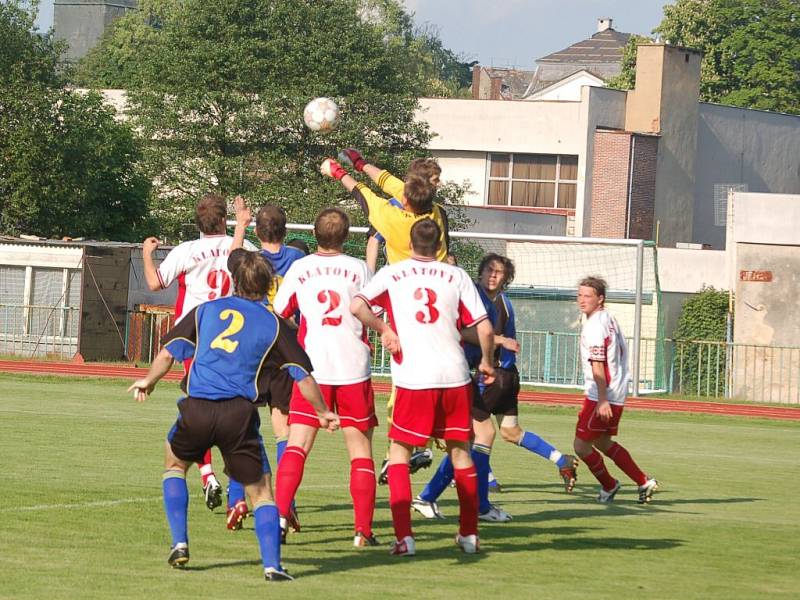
[471,444,492,514]
[253,502,281,570]
[227,478,246,509]
[276,437,287,466]
[519,431,563,465]
[419,455,454,502]
[162,470,188,546]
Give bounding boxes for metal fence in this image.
[0,303,80,359]
[119,307,800,404]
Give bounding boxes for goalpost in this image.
[235,222,658,397]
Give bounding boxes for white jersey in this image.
[357,257,488,389]
[272,252,372,385]
[580,309,630,405]
[156,234,257,323]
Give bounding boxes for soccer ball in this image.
[303,97,339,132]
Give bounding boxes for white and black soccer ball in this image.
[303,97,339,132]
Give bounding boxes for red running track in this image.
[1,359,798,421]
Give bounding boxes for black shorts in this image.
[167,396,269,485]
[255,368,292,414]
[472,366,520,422]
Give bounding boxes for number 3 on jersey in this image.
[317,290,342,326]
[414,287,439,324]
[210,309,244,353]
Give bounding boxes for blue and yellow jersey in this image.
[161,295,313,402]
[260,245,305,303]
[463,286,516,370]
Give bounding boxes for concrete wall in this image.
[54,0,137,62]
[428,150,485,205]
[461,206,566,236]
[576,86,628,236]
[417,98,584,155]
[657,248,727,293]
[694,110,800,249]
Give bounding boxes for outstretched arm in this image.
[339,148,405,199]
[350,296,400,355]
[128,347,175,402]
[230,196,252,251]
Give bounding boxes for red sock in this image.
[350,458,376,537]
[275,446,307,516]
[453,465,479,537]
[605,442,647,486]
[581,448,618,491]
[387,463,413,541]
[198,450,214,486]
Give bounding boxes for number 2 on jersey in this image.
[414,287,439,324]
[317,290,343,326]
[210,309,244,353]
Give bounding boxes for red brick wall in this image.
[590,131,631,238]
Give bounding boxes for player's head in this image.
[478,253,515,292]
[409,218,441,258]
[314,207,349,251]
[578,276,607,315]
[228,249,272,300]
[408,158,442,188]
[286,238,310,256]
[255,204,287,244]
[402,173,436,214]
[195,193,227,235]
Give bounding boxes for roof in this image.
[483,67,538,100]
[523,67,608,98]
[537,28,631,65]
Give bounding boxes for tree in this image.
[605,34,653,91]
[612,0,800,114]
[0,1,151,240]
[77,0,473,240]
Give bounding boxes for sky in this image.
[35,0,671,68]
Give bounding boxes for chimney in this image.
[597,17,612,32]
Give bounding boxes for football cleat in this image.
[411,496,445,520]
[558,454,579,494]
[597,480,622,504]
[455,533,480,554]
[378,458,389,485]
[286,505,301,532]
[389,535,416,557]
[487,471,502,493]
[478,505,512,522]
[638,478,659,504]
[226,499,249,531]
[279,516,288,544]
[353,532,381,547]
[167,543,189,568]
[202,474,223,511]
[409,448,434,474]
[264,566,294,582]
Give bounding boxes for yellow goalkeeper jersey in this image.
[352,170,448,264]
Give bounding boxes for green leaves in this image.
[0,3,152,241]
[655,0,800,113]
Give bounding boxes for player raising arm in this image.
[129,249,338,581]
[141,193,256,511]
[271,208,380,547]
[573,276,658,504]
[351,218,495,556]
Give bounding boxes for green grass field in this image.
[3,372,799,599]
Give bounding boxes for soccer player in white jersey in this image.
[271,208,380,547]
[574,276,658,504]
[351,218,496,556]
[142,193,256,510]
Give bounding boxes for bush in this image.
[673,287,730,395]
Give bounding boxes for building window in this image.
[487,153,578,209]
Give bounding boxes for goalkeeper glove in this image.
[320,158,348,181]
[338,148,366,172]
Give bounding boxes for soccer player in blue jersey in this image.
[225,204,308,531]
[413,254,579,522]
[129,249,338,582]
